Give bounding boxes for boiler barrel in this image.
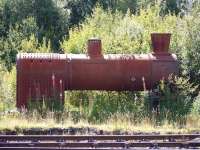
[66,54,178,91]
[16,33,179,108]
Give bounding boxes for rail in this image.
[0,134,199,150]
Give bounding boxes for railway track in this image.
[0,134,200,150]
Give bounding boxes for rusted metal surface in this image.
[151,33,171,54]
[16,53,67,107]
[16,33,179,108]
[87,38,102,58]
[0,134,199,149]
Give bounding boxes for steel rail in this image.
[0,148,198,150]
[0,148,152,150]
[0,141,200,147]
[0,134,199,141]
[0,134,199,149]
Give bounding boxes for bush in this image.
[0,66,16,111]
[64,91,148,123]
[0,0,69,51]
[61,6,185,56]
[21,35,51,53]
[88,91,148,123]
[191,94,200,115]
[155,76,197,125]
[0,17,51,71]
[0,17,39,70]
[181,5,200,85]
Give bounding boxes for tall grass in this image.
[0,110,200,133]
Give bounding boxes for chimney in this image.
[151,33,171,54]
[87,38,102,58]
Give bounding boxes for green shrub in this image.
[64,90,148,123]
[0,66,16,111]
[88,91,148,123]
[155,76,197,125]
[0,17,40,70]
[191,94,200,115]
[181,5,200,85]
[21,34,51,53]
[61,6,185,55]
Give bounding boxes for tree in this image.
[0,0,69,51]
[33,0,69,51]
[181,6,200,85]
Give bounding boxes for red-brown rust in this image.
[151,33,171,54]
[87,38,102,58]
[16,33,178,108]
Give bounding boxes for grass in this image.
[0,112,200,134]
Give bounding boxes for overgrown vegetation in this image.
[0,111,200,134]
[0,0,200,130]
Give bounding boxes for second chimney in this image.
[87,38,102,58]
[151,33,171,54]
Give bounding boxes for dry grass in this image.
[0,112,200,134]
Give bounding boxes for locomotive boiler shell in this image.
[68,54,178,91]
[16,33,179,108]
[16,52,178,108]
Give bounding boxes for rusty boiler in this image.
[16,33,179,108]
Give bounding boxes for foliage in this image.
[88,91,148,123]
[64,91,148,123]
[0,17,39,70]
[0,0,69,52]
[0,66,16,111]
[33,0,69,51]
[21,35,51,53]
[63,0,181,28]
[0,18,50,71]
[181,6,200,85]
[156,76,197,125]
[62,6,184,55]
[160,0,197,16]
[191,93,200,115]
[27,99,63,119]
[160,0,181,15]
